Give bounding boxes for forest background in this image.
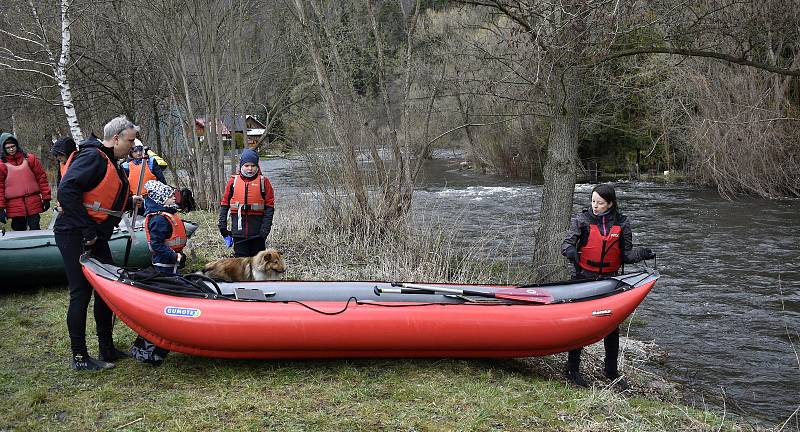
[1,0,799,282]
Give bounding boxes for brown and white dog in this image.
[202,248,287,282]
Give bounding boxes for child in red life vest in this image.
[560,183,655,388]
[127,180,182,367]
[143,180,187,274]
[218,149,275,257]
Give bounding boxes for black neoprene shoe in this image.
[604,369,630,390]
[99,347,131,362]
[72,353,115,371]
[565,369,589,387]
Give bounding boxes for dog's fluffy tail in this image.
[200,263,213,275]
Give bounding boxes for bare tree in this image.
[130,0,248,207]
[456,0,800,281]
[0,0,84,141]
[293,0,432,225]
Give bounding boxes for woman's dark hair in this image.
[591,183,619,213]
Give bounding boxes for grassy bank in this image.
[1,202,749,430]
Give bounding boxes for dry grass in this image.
[182,195,525,284]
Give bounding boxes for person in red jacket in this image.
[0,132,52,230]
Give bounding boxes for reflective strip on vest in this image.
[165,238,187,247]
[229,203,265,211]
[83,201,124,218]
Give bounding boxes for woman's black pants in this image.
[11,214,40,231]
[567,327,620,374]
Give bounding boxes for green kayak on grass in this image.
[0,220,199,288]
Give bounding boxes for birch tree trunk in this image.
[55,0,83,142]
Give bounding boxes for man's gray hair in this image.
[103,115,140,140]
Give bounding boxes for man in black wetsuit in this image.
[55,116,142,371]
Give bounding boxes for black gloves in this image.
[258,224,271,239]
[0,208,5,224]
[177,252,186,269]
[42,200,50,211]
[564,246,578,262]
[640,247,656,260]
[219,228,230,238]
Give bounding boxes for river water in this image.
[261,152,800,424]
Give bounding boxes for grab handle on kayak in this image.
[375,285,435,296]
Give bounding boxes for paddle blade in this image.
[492,290,553,304]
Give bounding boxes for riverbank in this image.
[0,204,757,430]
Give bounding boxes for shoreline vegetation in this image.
[0,205,760,430]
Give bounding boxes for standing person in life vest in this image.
[0,132,52,230]
[50,136,79,218]
[51,136,78,188]
[560,183,656,388]
[142,180,187,274]
[55,116,143,371]
[122,139,166,215]
[218,148,275,257]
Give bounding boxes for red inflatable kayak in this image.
[81,255,658,359]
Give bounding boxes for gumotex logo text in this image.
[164,306,202,318]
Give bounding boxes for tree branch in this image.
[596,47,800,76]
[454,0,532,33]
[0,62,56,79]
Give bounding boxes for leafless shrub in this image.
[649,58,800,198]
[685,63,800,198]
[474,115,548,179]
[184,196,514,285]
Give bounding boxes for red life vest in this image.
[144,212,187,252]
[59,150,76,179]
[229,174,267,215]
[63,149,129,223]
[127,158,157,195]
[4,156,40,199]
[577,224,623,274]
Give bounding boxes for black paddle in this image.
[377,282,554,304]
[123,153,147,267]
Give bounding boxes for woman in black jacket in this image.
[561,183,655,387]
